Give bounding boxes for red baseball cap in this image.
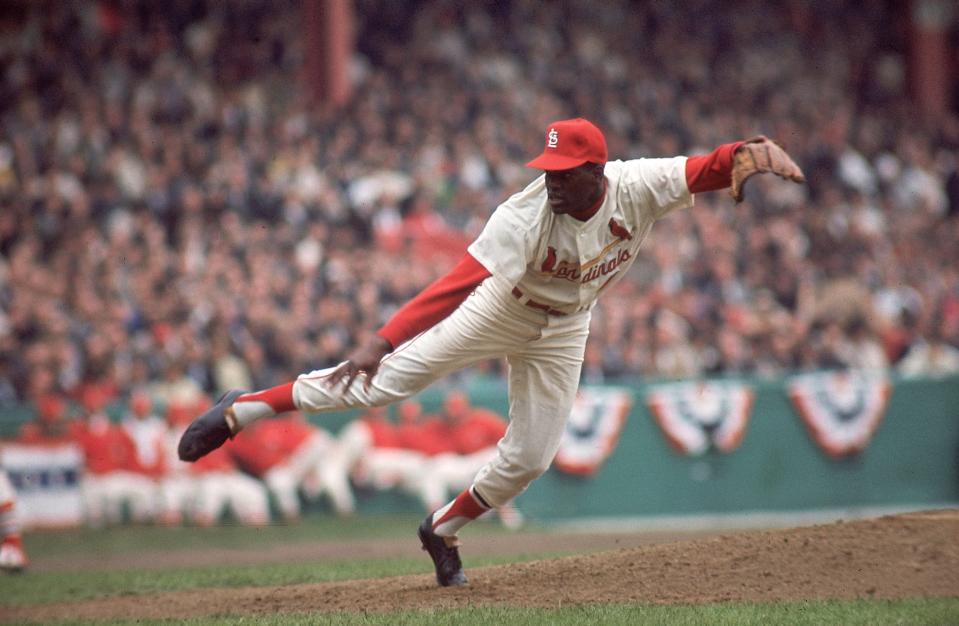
[526,118,608,171]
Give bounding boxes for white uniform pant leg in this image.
[291,283,534,415]
[222,473,270,525]
[410,456,449,512]
[315,442,356,516]
[472,316,589,507]
[432,448,498,495]
[80,474,107,527]
[350,449,392,488]
[392,452,442,512]
[357,449,422,490]
[263,464,302,521]
[160,475,196,525]
[285,432,329,499]
[83,472,158,525]
[312,422,370,516]
[195,472,269,526]
[356,449,443,509]
[0,468,15,503]
[193,473,229,525]
[288,431,356,514]
[335,422,372,471]
[106,472,159,523]
[261,432,328,519]
[0,469,21,537]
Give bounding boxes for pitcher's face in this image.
[544,163,605,215]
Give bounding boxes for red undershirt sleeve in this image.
[376,252,492,350]
[684,141,744,193]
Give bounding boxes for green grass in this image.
[22,513,437,560]
[44,599,959,626]
[10,513,542,607]
[2,552,567,607]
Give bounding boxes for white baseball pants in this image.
[429,447,499,495]
[334,421,444,511]
[293,280,589,508]
[263,431,353,519]
[0,469,20,537]
[194,472,270,526]
[80,471,159,526]
[159,474,195,525]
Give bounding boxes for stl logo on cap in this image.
[526,118,608,171]
[547,128,559,148]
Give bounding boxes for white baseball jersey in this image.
[468,157,693,313]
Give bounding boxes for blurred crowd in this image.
[2,0,959,422]
[13,387,515,527]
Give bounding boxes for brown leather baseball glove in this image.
[730,136,805,202]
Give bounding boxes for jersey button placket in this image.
[578,241,592,309]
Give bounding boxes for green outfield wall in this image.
[2,373,957,521]
[406,373,959,521]
[522,373,959,520]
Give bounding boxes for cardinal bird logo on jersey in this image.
[540,246,579,280]
[541,246,557,272]
[608,218,632,241]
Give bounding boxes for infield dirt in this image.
[5,510,958,623]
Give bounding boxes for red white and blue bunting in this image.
[554,387,632,476]
[2,443,84,528]
[646,381,755,456]
[787,371,891,458]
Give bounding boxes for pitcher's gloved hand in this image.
[730,136,806,202]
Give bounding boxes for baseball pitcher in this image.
[178,118,803,586]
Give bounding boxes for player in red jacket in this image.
[121,390,168,481]
[158,402,198,525]
[445,391,507,455]
[396,399,456,457]
[73,387,159,526]
[17,394,73,445]
[163,398,270,526]
[394,399,455,511]
[228,414,348,520]
[333,402,447,511]
[326,405,397,513]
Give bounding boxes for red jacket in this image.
[228,415,314,476]
[190,445,238,474]
[363,418,402,449]
[72,414,143,475]
[451,410,507,455]
[397,419,456,456]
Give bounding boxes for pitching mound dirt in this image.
[5,510,958,623]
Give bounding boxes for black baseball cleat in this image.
[178,389,247,462]
[418,515,468,587]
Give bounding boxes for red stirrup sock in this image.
[430,486,491,538]
[230,382,297,428]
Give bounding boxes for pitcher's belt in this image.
[511,287,567,316]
